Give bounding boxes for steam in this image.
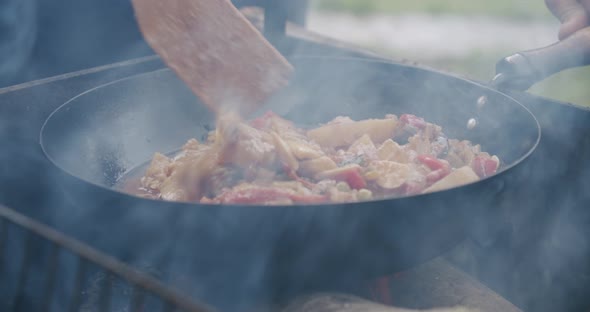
[29,51,535,312]
[1,3,590,312]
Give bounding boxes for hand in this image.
[545,0,590,40]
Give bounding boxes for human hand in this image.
[545,0,590,40]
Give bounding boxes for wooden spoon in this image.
[130,0,294,116]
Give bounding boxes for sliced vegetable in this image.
[307,118,398,148]
[348,134,377,156]
[137,110,502,205]
[417,155,447,171]
[271,131,299,172]
[423,166,479,194]
[371,160,412,190]
[377,139,410,163]
[298,156,338,177]
[286,139,324,160]
[425,167,451,184]
[471,155,500,178]
[417,155,451,184]
[316,165,367,189]
[216,187,327,204]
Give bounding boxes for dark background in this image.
[0,0,308,88]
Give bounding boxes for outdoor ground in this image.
[306,0,590,106]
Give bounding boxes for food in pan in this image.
[125,111,500,204]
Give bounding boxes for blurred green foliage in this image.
[312,0,552,20]
[310,0,590,106]
[427,53,590,107]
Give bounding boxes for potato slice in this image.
[315,164,362,180]
[422,166,479,194]
[348,134,377,156]
[286,139,325,160]
[307,118,398,148]
[371,160,412,189]
[299,156,338,177]
[271,131,299,171]
[377,139,410,163]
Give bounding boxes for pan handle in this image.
[492,27,590,91]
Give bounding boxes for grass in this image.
[312,0,552,20]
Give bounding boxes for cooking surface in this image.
[1,34,590,311]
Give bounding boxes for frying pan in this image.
[40,56,539,309]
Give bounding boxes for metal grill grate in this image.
[0,205,214,312]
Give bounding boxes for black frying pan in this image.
[40,56,539,310]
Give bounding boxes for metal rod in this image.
[42,242,60,312]
[99,272,113,312]
[0,204,214,312]
[68,257,88,312]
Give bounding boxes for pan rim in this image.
[39,55,541,208]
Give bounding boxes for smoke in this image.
[26,49,539,312]
[443,93,590,312]
[1,2,590,312]
[298,8,590,312]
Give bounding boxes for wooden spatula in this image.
[130,0,294,115]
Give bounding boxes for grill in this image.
[0,204,212,312]
[1,3,590,312]
[0,202,522,312]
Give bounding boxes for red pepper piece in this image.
[417,155,446,171]
[472,156,499,178]
[331,167,367,190]
[418,155,451,185]
[400,114,427,129]
[426,168,450,184]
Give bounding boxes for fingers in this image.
[545,0,590,40]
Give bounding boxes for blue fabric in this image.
[0,0,36,86]
[0,0,303,87]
